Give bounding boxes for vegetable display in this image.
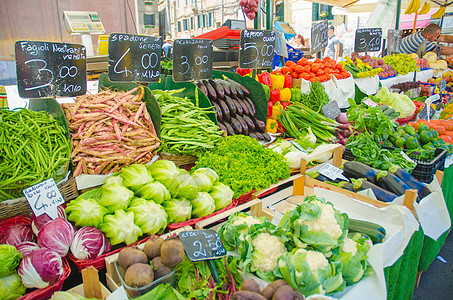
[218,196,373,297]
[383,54,417,75]
[0,109,71,200]
[194,135,290,198]
[296,81,330,113]
[196,78,270,142]
[18,248,64,289]
[62,86,160,176]
[341,56,383,79]
[153,89,223,155]
[70,227,111,260]
[174,256,242,299]
[65,161,233,245]
[374,87,416,119]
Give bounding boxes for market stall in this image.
[2,2,453,299]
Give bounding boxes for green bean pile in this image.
[0,109,71,200]
[153,89,223,155]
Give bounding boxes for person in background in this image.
[398,23,453,56]
[289,34,307,49]
[325,25,340,61]
[162,37,173,58]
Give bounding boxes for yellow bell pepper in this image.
[270,74,285,90]
[266,118,278,134]
[280,88,291,102]
[271,102,283,120]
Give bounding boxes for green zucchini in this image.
[348,219,386,244]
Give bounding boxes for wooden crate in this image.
[104,226,192,292]
[68,283,111,299]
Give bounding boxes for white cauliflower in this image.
[295,248,329,277]
[342,237,358,255]
[233,215,261,227]
[302,201,342,240]
[251,232,286,272]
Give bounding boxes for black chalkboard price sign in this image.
[354,28,383,52]
[108,33,162,82]
[15,41,87,98]
[178,230,227,262]
[172,39,213,82]
[311,20,328,54]
[239,29,276,69]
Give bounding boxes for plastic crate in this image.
[273,44,304,68]
[343,147,447,183]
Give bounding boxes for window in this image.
[207,12,212,27]
[190,17,194,30]
[177,21,181,32]
[203,14,206,28]
[197,15,202,28]
[184,0,188,5]
[176,0,179,8]
[143,14,155,26]
[183,19,188,31]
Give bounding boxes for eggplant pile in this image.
[195,78,271,142]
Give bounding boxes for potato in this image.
[124,263,154,287]
[117,247,148,270]
[144,235,164,260]
[231,290,267,300]
[160,237,184,267]
[272,285,304,300]
[151,256,173,279]
[261,280,288,300]
[241,279,261,294]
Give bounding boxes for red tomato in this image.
[299,73,310,80]
[316,70,325,76]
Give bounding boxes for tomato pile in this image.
[276,57,351,83]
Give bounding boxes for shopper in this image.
[289,34,308,49]
[162,37,173,58]
[325,25,340,61]
[398,23,453,56]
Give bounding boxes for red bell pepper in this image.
[236,67,252,76]
[277,120,286,133]
[283,74,293,89]
[258,72,272,88]
[269,89,280,105]
[267,101,273,118]
[281,101,291,109]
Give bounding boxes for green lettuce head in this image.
[0,272,26,300]
[98,182,134,213]
[147,160,180,189]
[209,182,233,210]
[191,168,219,191]
[136,181,171,204]
[278,196,348,255]
[104,174,124,186]
[163,198,192,223]
[128,197,168,235]
[275,249,345,296]
[333,233,373,285]
[191,192,216,218]
[65,188,109,227]
[120,164,153,191]
[99,210,143,245]
[168,170,198,200]
[0,244,22,277]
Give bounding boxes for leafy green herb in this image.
[194,135,290,198]
[294,81,330,113]
[161,58,173,70]
[174,256,242,299]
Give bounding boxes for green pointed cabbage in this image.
[98,182,134,213]
[0,272,26,300]
[147,160,180,189]
[209,182,233,210]
[163,198,192,223]
[191,172,212,193]
[136,181,171,204]
[99,210,143,245]
[120,164,153,191]
[65,188,108,228]
[127,198,168,235]
[0,244,22,277]
[168,170,197,200]
[191,192,216,218]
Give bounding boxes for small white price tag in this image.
[319,163,348,181]
[400,151,416,164]
[23,178,64,219]
[363,98,378,107]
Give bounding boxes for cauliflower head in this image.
[295,248,329,277]
[342,237,358,255]
[302,200,342,240]
[251,232,286,273]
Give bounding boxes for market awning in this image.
[301,0,361,7]
[399,8,438,30]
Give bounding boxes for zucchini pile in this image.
[195,78,271,142]
[309,161,430,203]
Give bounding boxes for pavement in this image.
[413,232,453,299]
